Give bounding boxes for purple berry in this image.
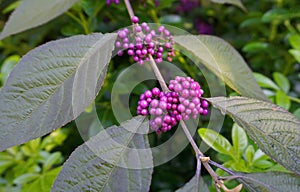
[131,16,139,23]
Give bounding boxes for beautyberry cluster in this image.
[137,76,209,134]
[106,0,120,5]
[116,16,175,65]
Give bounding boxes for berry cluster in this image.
[168,76,209,119]
[137,76,209,133]
[116,16,175,65]
[137,88,180,133]
[106,0,120,5]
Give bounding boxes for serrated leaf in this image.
[0,0,79,40]
[207,96,300,175]
[232,123,248,157]
[52,116,153,192]
[237,172,300,192]
[176,175,209,192]
[262,8,300,23]
[211,0,246,12]
[0,33,117,151]
[174,35,267,101]
[275,90,291,110]
[253,72,280,91]
[273,72,290,93]
[198,128,234,157]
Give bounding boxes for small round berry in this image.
[131,16,139,23]
[152,87,160,95]
[140,100,148,108]
[177,104,185,112]
[202,109,209,115]
[154,117,162,125]
[163,115,171,123]
[202,100,209,108]
[174,84,182,92]
[127,49,134,55]
[141,109,148,115]
[159,101,167,110]
[135,26,142,32]
[144,90,152,98]
[149,108,156,115]
[118,30,127,39]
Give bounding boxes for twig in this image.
[208,160,235,175]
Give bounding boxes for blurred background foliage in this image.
[0,0,299,191]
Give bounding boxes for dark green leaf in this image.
[198,128,234,157]
[0,55,20,84]
[253,72,280,91]
[275,90,291,110]
[207,96,300,175]
[262,8,300,23]
[0,0,79,39]
[174,35,267,101]
[273,72,290,93]
[211,0,246,12]
[0,33,117,151]
[176,175,209,192]
[238,172,300,192]
[232,123,248,157]
[242,42,269,53]
[52,116,153,191]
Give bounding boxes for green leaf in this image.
[198,128,234,157]
[0,55,20,84]
[52,116,153,191]
[232,123,248,157]
[293,108,300,120]
[245,145,255,164]
[175,175,209,192]
[0,160,14,174]
[43,152,62,171]
[207,96,300,175]
[253,72,280,91]
[289,34,300,50]
[238,172,300,192]
[275,90,291,110]
[273,72,290,93]
[262,8,300,23]
[24,167,61,192]
[242,42,269,53]
[253,160,273,169]
[289,49,300,63]
[210,0,246,12]
[0,0,79,40]
[174,35,267,101]
[0,33,117,151]
[13,173,40,185]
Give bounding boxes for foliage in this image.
[0,129,68,192]
[0,0,300,191]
